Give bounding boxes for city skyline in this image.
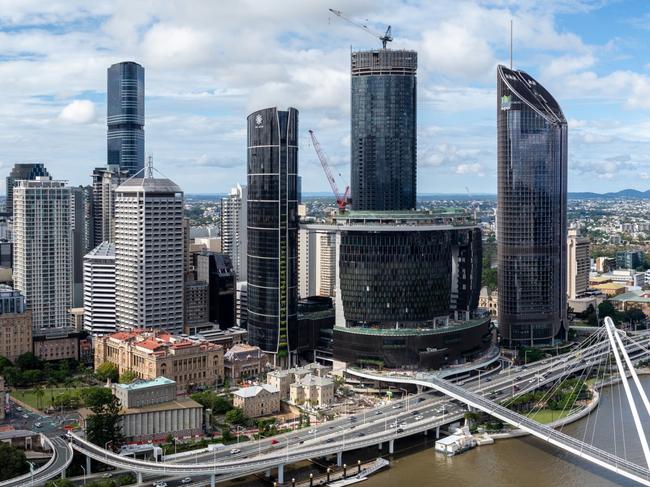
[2,1,650,194]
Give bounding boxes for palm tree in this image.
[34,386,45,410]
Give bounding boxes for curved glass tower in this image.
[497,65,568,346]
[107,61,144,176]
[351,50,417,211]
[246,107,298,361]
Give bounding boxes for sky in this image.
[1,0,650,194]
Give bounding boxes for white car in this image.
[152,482,167,487]
[415,415,423,421]
[34,422,42,428]
[308,429,318,434]
[102,473,112,478]
[230,448,241,455]
[181,479,192,485]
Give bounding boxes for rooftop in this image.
[116,177,182,194]
[85,241,116,259]
[114,376,175,391]
[233,384,279,398]
[334,317,490,337]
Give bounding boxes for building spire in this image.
[146,155,154,179]
[510,19,513,69]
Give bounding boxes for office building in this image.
[567,229,590,300]
[616,250,645,270]
[236,281,248,327]
[13,178,72,333]
[298,227,337,298]
[351,49,417,211]
[196,252,235,329]
[83,242,116,336]
[221,184,247,280]
[247,107,299,362]
[497,65,568,346]
[91,165,130,247]
[107,61,145,175]
[94,329,224,393]
[0,286,32,362]
[184,280,209,326]
[114,171,184,333]
[33,329,81,361]
[6,163,50,217]
[71,186,93,308]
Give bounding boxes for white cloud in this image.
[58,100,96,124]
[455,163,484,176]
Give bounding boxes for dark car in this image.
[396,428,404,433]
[326,438,334,443]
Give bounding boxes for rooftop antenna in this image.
[510,19,513,69]
[146,154,154,178]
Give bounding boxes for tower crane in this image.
[308,129,350,211]
[329,8,393,49]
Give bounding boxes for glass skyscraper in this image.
[497,65,568,346]
[6,163,49,216]
[107,61,144,176]
[246,107,298,362]
[351,49,417,211]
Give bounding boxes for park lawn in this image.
[11,387,84,411]
[526,408,575,424]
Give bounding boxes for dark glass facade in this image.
[196,252,236,329]
[107,61,144,176]
[6,163,49,216]
[351,50,417,211]
[497,65,568,346]
[247,107,298,357]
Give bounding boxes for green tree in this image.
[80,387,124,450]
[0,442,28,481]
[33,386,45,410]
[119,369,138,384]
[95,362,119,383]
[624,308,646,324]
[224,407,247,425]
[598,301,621,325]
[190,391,232,414]
[15,352,42,371]
[0,356,12,374]
[45,480,75,487]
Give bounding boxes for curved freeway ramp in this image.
[0,436,73,487]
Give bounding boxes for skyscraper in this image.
[497,65,568,346]
[83,242,116,336]
[6,163,50,216]
[13,177,72,333]
[196,252,236,329]
[351,49,417,211]
[247,107,298,363]
[91,165,130,247]
[114,169,184,334]
[107,61,145,176]
[221,184,247,280]
[71,185,93,307]
[567,229,590,300]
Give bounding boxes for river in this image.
[366,376,650,487]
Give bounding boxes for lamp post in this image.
[27,461,35,487]
[357,459,361,474]
[80,464,86,486]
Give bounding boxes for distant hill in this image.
[568,189,650,199]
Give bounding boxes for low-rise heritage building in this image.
[232,384,280,418]
[289,374,334,407]
[94,329,224,393]
[223,344,267,381]
[80,377,203,443]
[267,363,332,400]
[0,286,32,362]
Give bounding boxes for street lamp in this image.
[27,461,35,487]
[79,463,86,486]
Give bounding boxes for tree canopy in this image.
[95,362,119,383]
[0,442,28,481]
[81,387,124,450]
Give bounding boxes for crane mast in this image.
[329,8,393,49]
[308,129,349,211]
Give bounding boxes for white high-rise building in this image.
[297,226,337,298]
[92,165,130,247]
[567,228,590,300]
[83,242,116,336]
[114,173,184,333]
[221,184,247,281]
[13,177,72,333]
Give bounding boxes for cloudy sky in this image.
[1,0,650,194]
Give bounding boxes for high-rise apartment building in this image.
[221,184,248,280]
[497,65,568,346]
[71,186,93,307]
[107,61,145,176]
[567,229,590,300]
[297,227,337,299]
[114,172,184,334]
[351,50,417,211]
[91,165,130,247]
[6,163,50,216]
[83,242,116,336]
[247,107,298,362]
[13,178,72,333]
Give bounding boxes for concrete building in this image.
[221,184,247,281]
[13,178,72,334]
[223,344,267,381]
[114,170,184,334]
[184,281,209,326]
[298,227,337,299]
[71,186,94,308]
[94,329,224,393]
[610,290,650,317]
[595,257,617,273]
[185,325,247,349]
[567,229,590,300]
[232,384,280,418]
[33,329,80,361]
[194,238,222,253]
[83,242,116,336]
[267,363,332,400]
[112,376,177,408]
[289,374,334,407]
[91,165,130,247]
[0,286,32,362]
[236,281,248,327]
[478,287,498,318]
[616,250,645,270]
